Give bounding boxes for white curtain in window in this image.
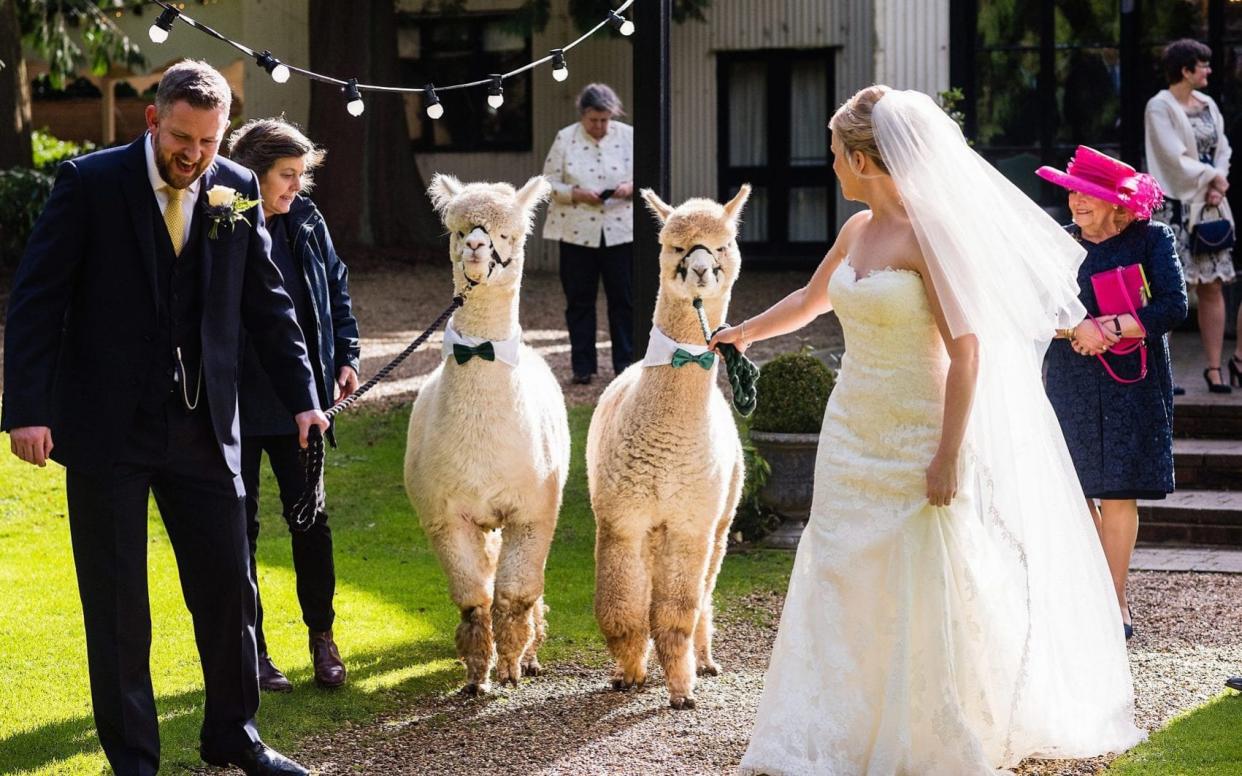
[739,185,769,242]
[790,60,828,166]
[789,187,829,242]
[728,62,767,167]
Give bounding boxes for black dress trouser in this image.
[240,433,335,655]
[559,238,635,377]
[64,398,259,776]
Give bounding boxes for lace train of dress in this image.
[738,263,1143,776]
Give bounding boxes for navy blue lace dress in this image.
[1045,221,1188,500]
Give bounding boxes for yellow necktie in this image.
[163,186,186,256]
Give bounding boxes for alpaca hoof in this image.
[521,661,543,677]
[697,661,721,677]
[610,676,645,692]
[669,695,697,710]
[460,682,490,697]
[501,676,518,688]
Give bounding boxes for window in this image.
[398,16,533,152]
[718,50,833,266]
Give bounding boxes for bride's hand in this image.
[926,451,958,508]
[709,323,749,355]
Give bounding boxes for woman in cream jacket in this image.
[1146,38,1240,392]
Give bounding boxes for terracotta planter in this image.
[748,430,820,549]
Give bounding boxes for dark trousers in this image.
[64,400,258,775]
[240,434,335,655]
[559,239,635,377]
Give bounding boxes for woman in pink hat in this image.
[1038,146,1188,641]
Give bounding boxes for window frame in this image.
[398,12,534,154]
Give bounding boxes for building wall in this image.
[109,0,311,128]
[873,0,950,95]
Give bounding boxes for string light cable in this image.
[145,0,635,117]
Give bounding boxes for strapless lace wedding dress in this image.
[738,261,1143,775]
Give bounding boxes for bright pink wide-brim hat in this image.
[1036,145,1164,219]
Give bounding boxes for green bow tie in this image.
[671,348,716,370]
[453,341,496,365]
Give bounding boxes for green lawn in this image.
[0,404,792,775]
[1107,693,1242,776]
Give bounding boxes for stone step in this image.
[1174,438,1242,490]
[1173,395,1242,439]
[1138,490,1242,545]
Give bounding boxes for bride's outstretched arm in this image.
[918,260,980,508]
[709,211,868,353]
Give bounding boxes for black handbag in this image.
[1191,204,1236,255]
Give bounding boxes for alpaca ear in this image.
[514,175,552,214]
[723,183,751,223]
[641,188,674,224]
[427,173,464,215]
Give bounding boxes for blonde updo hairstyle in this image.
[829,84,891,178]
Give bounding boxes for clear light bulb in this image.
[347,98,365,117]
[487,93,504,109]
[148,24,169,44]
[553,66,569,82]
[620,19,635,36]
[271,64,291,83]
[427,101,445,119]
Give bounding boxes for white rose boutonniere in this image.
[203,185,261,239]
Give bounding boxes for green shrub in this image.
[731,435,781,543]
[749,350,836,434]
[32,129,95,173]
[0,168,55,266]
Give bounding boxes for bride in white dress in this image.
[711,87,1144,774]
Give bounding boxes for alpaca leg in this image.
[696,463,742,676]
[521,596,549,677]
[651,529,712,709]
[595,522,651,690]
[493,516,556,687]
[427,516,499,696]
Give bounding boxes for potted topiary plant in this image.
[747,350,835,548]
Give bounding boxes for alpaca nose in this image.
[693,266,709,280]
[465,236,488,251]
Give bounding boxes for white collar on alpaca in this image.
[442,318,522,367]
[641,324,712,368]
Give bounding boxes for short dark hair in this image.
[1162,39,1212,85]
[154,60,232,116]
[576,83,624,117]
[227,117,326,192]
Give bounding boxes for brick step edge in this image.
[1138,522,1242,545]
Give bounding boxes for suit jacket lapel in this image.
[197,163,217,306]
[120,136,161,319]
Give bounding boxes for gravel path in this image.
[289,570,1240,776]
[340,259,842,409]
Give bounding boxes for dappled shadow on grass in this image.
[0,640,461,775]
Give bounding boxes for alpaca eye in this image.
[717,246,728,252]
[500,234,510,240]
[673,247,685,254]
[457,231,464,239]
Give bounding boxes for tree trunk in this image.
[308,0,440,262]
[0,0,32,170]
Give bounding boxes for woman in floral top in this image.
[1145,38,1240,393]
[542,83,634,385]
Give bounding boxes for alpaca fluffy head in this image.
[427,174,551,288]
[640,185,750,303]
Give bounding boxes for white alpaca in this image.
[586,186,750,709]
[404,174,570,695]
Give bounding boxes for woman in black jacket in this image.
[228,118,360,691]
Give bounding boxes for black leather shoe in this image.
[1227,676,1242,692]
[571,373,592,385]
[201,741,309,776]
[258,652,293,693]
[310,629,347,688]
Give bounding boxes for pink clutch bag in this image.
[1089,264,1149,384]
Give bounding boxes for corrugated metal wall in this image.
[874,0,950,95]
[414,0,887,270]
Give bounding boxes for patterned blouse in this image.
[541,121,633,249]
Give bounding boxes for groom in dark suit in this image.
[2,61,324,776]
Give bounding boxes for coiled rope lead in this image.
[289,294,465,530]
[692,298,759,417]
